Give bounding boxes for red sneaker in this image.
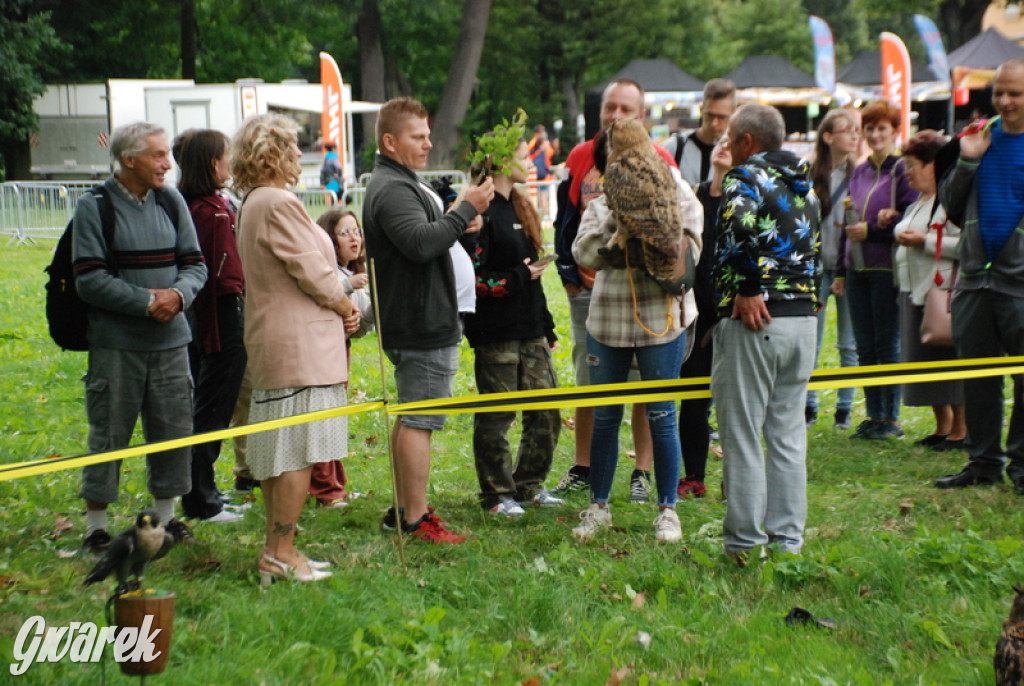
[406,512,466,544]
[677,477,707,499]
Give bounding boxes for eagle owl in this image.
[996,585,1024,686]
[602,118,684,281]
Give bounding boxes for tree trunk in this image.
[428,0,491,169]
[558,73,581,151]
[181,0,196,80]
[938,0,988,51]
[356,0,386,147]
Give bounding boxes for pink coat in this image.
[237,186,348,390]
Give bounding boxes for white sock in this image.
[86,509,107,535]
[153,498,175,525]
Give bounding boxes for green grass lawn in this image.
[1,242,1021,685]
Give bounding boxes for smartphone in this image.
[533,253,556,266]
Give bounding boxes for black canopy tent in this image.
[724,56,827,135]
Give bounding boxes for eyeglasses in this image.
[337,228,362,237]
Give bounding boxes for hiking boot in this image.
[677,476,707,499]
[403,512,466,544]
[381,505,435,531]
[653,508,682,543]
[529,490,565,507]
[489,500,526,517]
[164,518,195,545]
[834,409,852,430]
[551,466,590,495]
[572,503,612,541]
[82,529,111,557]
[629,470,650,503]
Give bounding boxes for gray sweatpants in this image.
[711,316,816,554]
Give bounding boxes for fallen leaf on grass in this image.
[55,549,78,559]
[53,515,73,539]
[351,390,367,403]
[0,575,19,589]
[562,417,576,431]
[417,579,427,588]
[522,679,542,686]
[605,664,632,686]
[632,592,646,609]
[709,443,724,459]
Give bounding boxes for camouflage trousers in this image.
[473,337,561,509]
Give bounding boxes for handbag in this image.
[919,219,955,347]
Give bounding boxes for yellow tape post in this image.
[2,356,1024,482]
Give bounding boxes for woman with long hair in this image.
[805,110,861,430]
[232,113,354,585]
[461,138,562,516]
[835,101,918,439]
[172,128,246,524]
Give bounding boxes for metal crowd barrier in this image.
[2,175,560,244]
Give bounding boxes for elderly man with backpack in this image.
[70,122,207,555]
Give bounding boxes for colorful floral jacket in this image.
[715,149,821,318]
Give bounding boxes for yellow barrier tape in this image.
[3,355,1024,482]
[389,356,1024,415]
[0,401,384,482]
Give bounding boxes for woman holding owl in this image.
[570,121,704,544]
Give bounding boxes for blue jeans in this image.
[586,333,686,507]
[807,270,858,412]
[846,270,901,421]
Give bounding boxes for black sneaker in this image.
[82,529,111,557]
[629,470,650,503]
[164,518,196,545]
[805,407,818,426]
[834,409,852,430]
[852,419,883,440]
[234,477,260,493]
[551,467,590,495]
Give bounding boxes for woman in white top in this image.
[893,130,965,451]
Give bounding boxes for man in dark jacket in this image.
[363,97,493,543]
[712,103,821,562]
[934,58,1024,492]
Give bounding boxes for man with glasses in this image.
[663,79,737,188]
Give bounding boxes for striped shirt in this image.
[977,121,1024,261]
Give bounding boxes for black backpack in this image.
[44,186,177,351]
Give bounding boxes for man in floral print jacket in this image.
[711,103,821,563]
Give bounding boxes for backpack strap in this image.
[153,187,180,227]
[90,186,118,275]
[673,131,687,167]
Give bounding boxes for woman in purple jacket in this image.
[834,101,918,439]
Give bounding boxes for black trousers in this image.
[678,320,714,481]
[182,295,247,519]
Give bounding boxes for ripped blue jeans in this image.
[585,332,686,507]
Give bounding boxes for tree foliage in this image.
[0,0,66,142]
[8,0,995,167]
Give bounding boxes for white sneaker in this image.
[530,490,565,507]
[490,500,526,517]
[653,508,682,543]
[572,503,612,541]
[203,509,244,524]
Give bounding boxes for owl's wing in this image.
[604,155,683,279]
